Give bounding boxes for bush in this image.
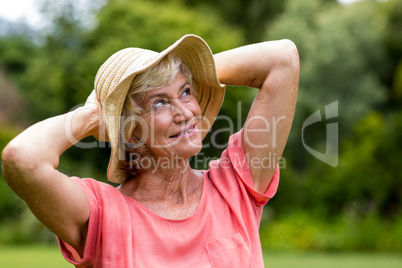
[260,211,402,252]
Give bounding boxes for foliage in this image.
[263,0,402,242]
[0,208,56,245]
[384,0,402,107]
[383,0,402,67]
[263,249,402,268]
[157,0,338,42]
[266,0,388,147]
[155,0,285,42]
[270,109,402,220]
[0,35,38,82]
[260,210,402,252]
[0,127,22,220]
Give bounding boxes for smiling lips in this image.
[169,124,196,138]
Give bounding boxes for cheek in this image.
[132,115,165,142]
[153,110,174,125]
[190,100,202,116]
[146,113,173,138]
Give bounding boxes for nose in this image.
[172,101,193,124]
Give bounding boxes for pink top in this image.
[58,130,280,268]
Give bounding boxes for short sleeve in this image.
[58,177,104,267]
[208,129,280,206]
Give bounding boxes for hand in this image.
[83,90,109,141]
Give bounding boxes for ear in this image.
[128,134,140,144]
[131,120,147,144]
[125,131,146,149]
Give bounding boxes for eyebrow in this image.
[146,81,191,103]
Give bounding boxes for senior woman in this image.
[2,34,299,267]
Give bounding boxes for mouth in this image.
[169,124,196,138]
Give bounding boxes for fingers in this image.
[85,90,109,142]
[85,89,98,105]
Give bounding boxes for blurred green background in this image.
[0,0,401,266]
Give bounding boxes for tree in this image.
[264,0,402,220]
[383,0,402,107]
[264,0,389,169]
[155,0,338,43]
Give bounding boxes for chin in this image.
[150,138,202,160]
[175,142,202,159]
[168,133,202,156]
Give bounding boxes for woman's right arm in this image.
[1,91,102,256]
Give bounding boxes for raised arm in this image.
[214,40,299,193]
[1,91,102,256]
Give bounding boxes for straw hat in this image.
[94,34,226,184]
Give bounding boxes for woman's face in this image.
[132,72,203,160]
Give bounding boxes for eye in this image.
[152,99,168,109]
[182,87,192,97]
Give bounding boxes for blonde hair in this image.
[119,53,196,177]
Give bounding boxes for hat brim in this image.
[96,34,225,184]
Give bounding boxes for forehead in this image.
[143,72,189,100]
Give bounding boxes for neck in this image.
[120,156,199,205]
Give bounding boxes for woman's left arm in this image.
[214,40,300,193]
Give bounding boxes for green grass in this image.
[263,250,402,268]
[0,245,401,268]
[0,245,73,268]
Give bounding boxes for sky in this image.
[0,0,43,28]
[0,0,362,29]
